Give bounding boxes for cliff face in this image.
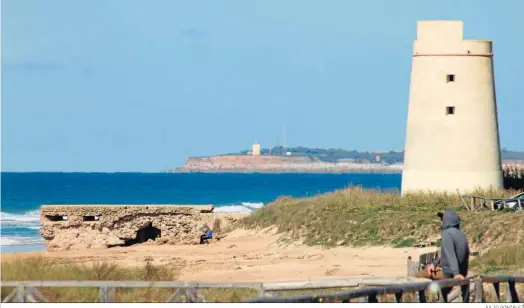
[40,205,244,251]
[172,155,524,174]
[174,155,403,174]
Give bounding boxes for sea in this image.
[0,172,401,253]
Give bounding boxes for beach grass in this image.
[2,255,518,303]
[240,186,523,249]
[0,256,430,303]
[470,244,524,274]
[1,258,178,302]
[0,257,261,302]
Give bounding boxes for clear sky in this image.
[2,0,523,172]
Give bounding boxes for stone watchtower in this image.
[401,20,503,194]
[252,141,261,156]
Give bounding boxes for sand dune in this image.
[2,228,437,282]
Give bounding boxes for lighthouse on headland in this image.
[401,20,503,194]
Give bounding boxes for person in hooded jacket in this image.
[426,209,470,280]
[424,209,471,302]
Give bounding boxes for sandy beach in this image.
[2,228,436,282]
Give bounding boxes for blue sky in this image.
[2,0,523,172]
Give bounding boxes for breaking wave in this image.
[214,202,264,214]
[0,236,44,246]
[1,210,41,223]
[1,210,43,246]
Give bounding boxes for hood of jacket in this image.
[442,209,461,230]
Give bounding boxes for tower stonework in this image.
[401,20,503,194]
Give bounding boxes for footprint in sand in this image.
[307,253,324,261]
[325,266,341,276]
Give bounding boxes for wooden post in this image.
[506,281,519,303]
[407,257,414,277]
[367,294,378,303]
[109,287,116,302]
[15,286,25,303]
[492,282,501,301]
[418,290,426,303]
[185,287,197,303]
[2,289,17,303]
[447,287,461,303]
[31,287,49,303]
[358,284,367,302]
[438,289,446,303]
[258,286,265,297]
[26,289,38,303]
[474,279,483,303]
[394,291,403,303]
[99,286,109,303]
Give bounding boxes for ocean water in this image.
[1,172,401,251]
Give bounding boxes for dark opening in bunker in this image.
[124,223,161,246]
[446,74,455,82]
[83,216,100,222]
[446,106,455,115]
[46,215,68,222]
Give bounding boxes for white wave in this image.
[214,202,265,214]
[1,210,41,223]
[0,236,44,246]
[0,237,21,245]
[214,205,254,214]
[1,210,42,231]
[241,202,264,209]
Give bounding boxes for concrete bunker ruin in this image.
[39,204,245,251]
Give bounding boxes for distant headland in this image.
[170,145,524,174]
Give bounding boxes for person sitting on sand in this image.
[200,227,213,245]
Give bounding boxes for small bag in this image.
[416,266,445,280]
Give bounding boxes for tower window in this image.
[446,74,455,82]
[446,106,455,115]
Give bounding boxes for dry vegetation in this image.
[504,165,524,179]
[240,186,523,249]
[503,165,524,190]
[0,257,257,303]
[240,186,524,279]
[471,244,524,274]
[0,257,450,303]
[3,254,519,303]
